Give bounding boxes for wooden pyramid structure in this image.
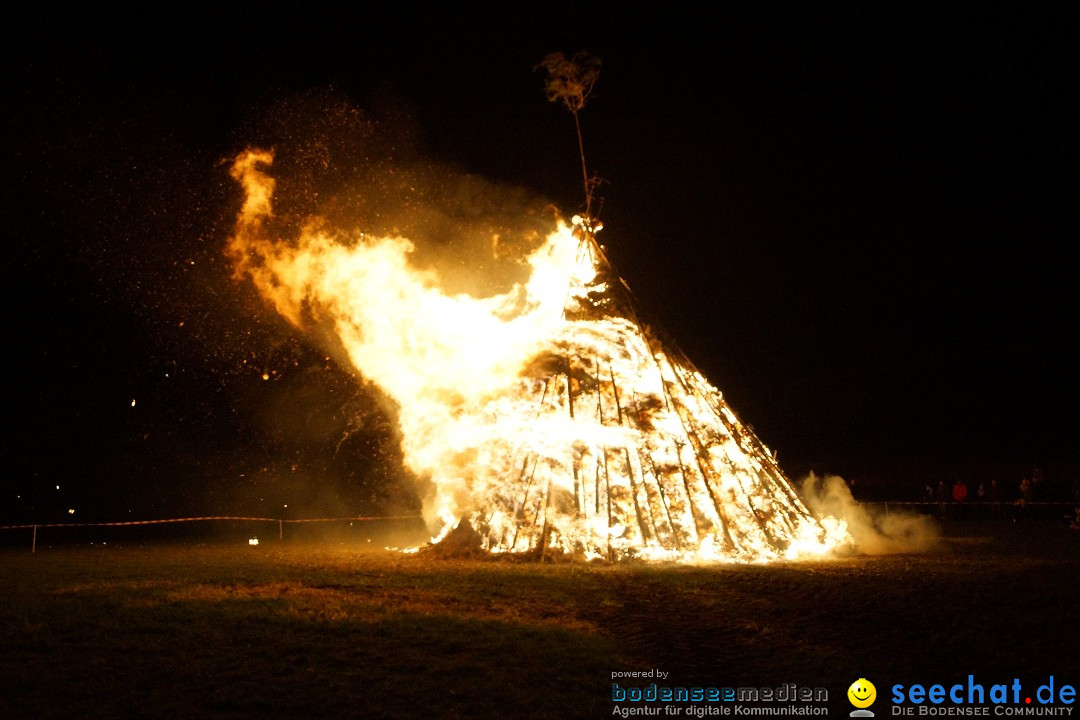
[438,218,837,562]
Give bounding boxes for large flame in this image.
[227,148,850,562]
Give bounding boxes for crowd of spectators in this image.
[920,469,1080,527]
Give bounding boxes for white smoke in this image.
[800,472,940,555]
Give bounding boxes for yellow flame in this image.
[227,149,851,562]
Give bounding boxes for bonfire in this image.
[225,55,850,562]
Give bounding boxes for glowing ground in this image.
[2,520,1077,719]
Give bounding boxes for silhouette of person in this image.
[952,479,969,519]
[988,479,1004,518]
[934,480,949,517]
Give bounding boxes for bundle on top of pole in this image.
[535,50,603,221]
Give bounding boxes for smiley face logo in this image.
[848,678,877,708]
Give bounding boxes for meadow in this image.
[2,519,1077,719]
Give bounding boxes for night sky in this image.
[4,4,1077,525]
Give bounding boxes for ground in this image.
[2,519,1077,719]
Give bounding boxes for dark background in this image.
[3,3,1077,524]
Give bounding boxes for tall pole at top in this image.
[536,51,602,221]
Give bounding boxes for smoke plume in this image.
[800,473,940,554]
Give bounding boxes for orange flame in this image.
[227,149,851,562]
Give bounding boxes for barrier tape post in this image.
[32,524,37,554]
[278,519,283,542]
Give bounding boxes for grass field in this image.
[2,519,1077,719]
